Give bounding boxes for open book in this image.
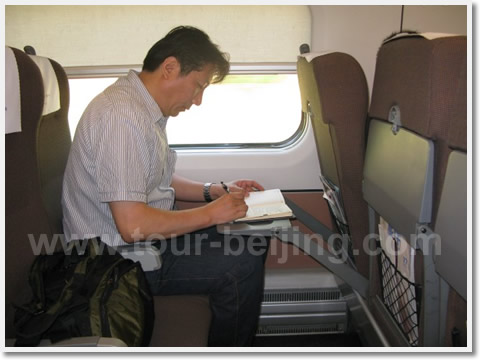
[235,189,294,223]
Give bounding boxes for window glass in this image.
[68,77,117,137]
[167,74,301,145]
[68,73,302,146]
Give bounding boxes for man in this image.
[62,26,266,346]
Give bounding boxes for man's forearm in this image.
[171,173,225,202]
[109,201,214,243]
[109,193,248,243]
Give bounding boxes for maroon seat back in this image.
[297,52,370,277]
[368,33,467,347]
[5,47,71,338]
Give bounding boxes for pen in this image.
[221,181,230,194]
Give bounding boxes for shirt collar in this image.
[127,70,169,128]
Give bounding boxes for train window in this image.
[68,77,118,137]
[168,72,302,146]
[67,64,302,148]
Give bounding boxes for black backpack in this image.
[13,238,154,347]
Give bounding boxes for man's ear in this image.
[161,56,180,79]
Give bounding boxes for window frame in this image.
[65,63,306,151]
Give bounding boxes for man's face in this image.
[164,63,215,117]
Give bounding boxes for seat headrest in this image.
[5,46,22,134]
[297,52,368,126]
[383,31,463,44]
[369,33,466,144]
[28,54,61,116]
[297,50,337,63]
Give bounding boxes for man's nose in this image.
[192,90,204,106]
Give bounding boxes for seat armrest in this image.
[5,336,127,347]
[39,336,128,347]
[117,242,162,271]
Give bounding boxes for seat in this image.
[6,46,49,340]
[415,35,467,347]
[5,47,211,347]
[434,153,467,347]
[6,47,123,346]
[271,49,384,345]
[365,32,467,347]
[296,51,370,278]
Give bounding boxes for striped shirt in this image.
[62,70,177,246]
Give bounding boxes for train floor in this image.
[252,332,363,347]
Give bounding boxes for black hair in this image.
[142,26,230,84]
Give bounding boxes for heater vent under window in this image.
[258,268,348,336]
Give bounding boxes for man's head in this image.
[143,26,230,84]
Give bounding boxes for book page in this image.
[235,189,293,222]
[244,202,292,219]
[244,189,285,208]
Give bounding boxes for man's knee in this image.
[226,252,265,288]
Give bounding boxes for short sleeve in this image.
[93,112,151,203]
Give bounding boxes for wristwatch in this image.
[203,182,215,202]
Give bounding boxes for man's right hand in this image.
[205,190,248,224]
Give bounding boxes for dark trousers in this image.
[144,226,268,346]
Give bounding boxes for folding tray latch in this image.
[388,105,402,135]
